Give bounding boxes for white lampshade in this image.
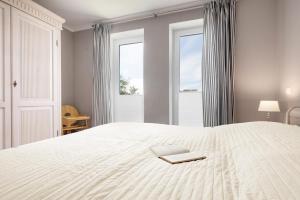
[258,101,280,112]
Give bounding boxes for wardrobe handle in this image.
[13,81,17,87]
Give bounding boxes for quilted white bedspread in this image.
[0,122,300,200]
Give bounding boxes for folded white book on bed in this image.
[150,145,206,164]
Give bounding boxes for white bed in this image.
[0,122,300,200]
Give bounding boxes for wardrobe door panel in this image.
[0,109,4,149]
[12,8,59,146]
[20,108,53,145]
[0,2,11,149]
[20,20,52,100]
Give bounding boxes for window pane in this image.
[119,43,143,95]
[180,34,203,92]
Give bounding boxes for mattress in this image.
[0,122,300,200]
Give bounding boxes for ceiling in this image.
[33,0,203,32]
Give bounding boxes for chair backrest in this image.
[62,105,79,117]
[285,106,300,125]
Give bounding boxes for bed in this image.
[0,121,300,200]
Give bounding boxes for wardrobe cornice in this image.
[1,0,65,29]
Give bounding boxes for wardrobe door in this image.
[0,2,11,149]
[11,8,60,146]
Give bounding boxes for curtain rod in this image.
[95,1,209,26]
[112,6,206,25]
[93,0,238,26]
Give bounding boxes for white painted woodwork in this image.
[0,1,11,149]
[20,108,52,145]
[1,0,65,29]
[12,8,60,146]
[169,20,203,126]
[0,0,63,149]
[111,32,144,123]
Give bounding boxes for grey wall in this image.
[64,0,300,124]
[235,0,300,122]
[235,0,279,122]
[112,9,205,124]
[234,0,300,123]
[73,9,205,124]
[74,30,94,116]
[61,29,75,105]
[277,0,300,120]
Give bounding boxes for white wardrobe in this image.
[0,0,65,149]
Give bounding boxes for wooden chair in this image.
[62,105,90,135]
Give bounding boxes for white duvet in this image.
[0,122,300,200]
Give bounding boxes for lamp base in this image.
[266,112,271,121]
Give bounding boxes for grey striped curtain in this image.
[202,0,236,127]
[92,24,112,126]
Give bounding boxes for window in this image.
[111,29,144,123]
[170,19,204,127]
[119,43,143,95]
[179,34,203,92]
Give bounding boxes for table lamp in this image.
[258,100,280,120]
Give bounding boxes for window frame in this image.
[170,23,203,125]
[174,27,203,93]
[111,31,144,123]
[112,36,144,97]
[178,33,204,93]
